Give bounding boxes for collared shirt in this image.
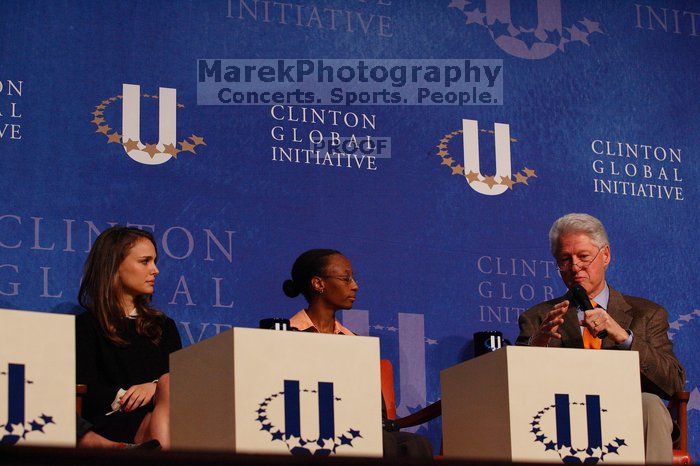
[577,282,633,349]
[289,309,355,335]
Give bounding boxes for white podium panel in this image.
[0,309,76,447]
[171,327,382,457]
[441,346,645,463]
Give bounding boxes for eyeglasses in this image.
[556,246,605,272]
[321,275,358,285]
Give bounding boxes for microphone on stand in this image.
[259,318,292,331]
[570,284,607,339]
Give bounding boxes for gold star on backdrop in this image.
[441,157,454,166]
[123,139,139,152]
[143,144,160,158]
[451,164,464,176]
[483,176,497,188]
[523,167,537,177]
[465,171,480,183]
[107,132,121,144]
[190,134,206,146]
[163,143,180,158]
[96,125,110,135]
[179,140,196,153]
[500,176,514,190]
[515,172,528,184]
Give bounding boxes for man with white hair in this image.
[517,213,685,464]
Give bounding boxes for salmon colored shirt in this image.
[289,309,354,335]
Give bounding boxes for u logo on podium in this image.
[1,363,55,445]
[283,380,335,443]
[4,364,26,427]
[256,379,363,455]
[531,393,628,462]
[554,394,603,451]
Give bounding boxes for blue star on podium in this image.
[29,421,44,433]
[260,423,272,432]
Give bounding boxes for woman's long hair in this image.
[78,226,165,346]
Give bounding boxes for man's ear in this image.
[602,245,611,269]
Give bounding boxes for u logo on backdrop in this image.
[91,84,206,165]
[340,310,435,419]
[1,363,56,445]
[449,0,604,60]
[255,380,362,456]
[434,119,536,196]
[531,394,628,463]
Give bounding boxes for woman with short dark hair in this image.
[284,248,357,334]
[284,249,432,458]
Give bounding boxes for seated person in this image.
[517,213,684,464]
[76,226,181,449]
[76,415,159,449]
[284,248,433,458]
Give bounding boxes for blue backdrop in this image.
[1,0,698,457]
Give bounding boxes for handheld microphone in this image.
[570,284,607,339]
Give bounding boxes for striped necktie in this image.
[582,299,602,349]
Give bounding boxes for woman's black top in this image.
[76,310,182,442]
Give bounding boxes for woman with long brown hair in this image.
[76,226,181,448]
